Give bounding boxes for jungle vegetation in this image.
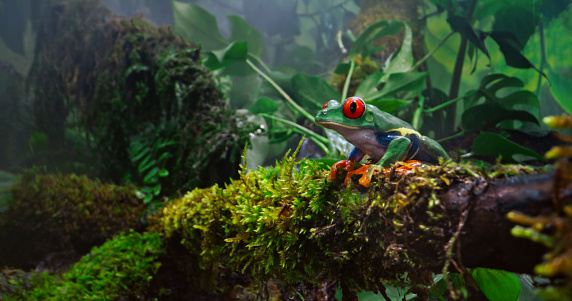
[0,0,571,300]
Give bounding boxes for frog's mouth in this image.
[315,121,360,130]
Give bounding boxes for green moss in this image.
[0,171,144,268]
[2,231,164,300]
[150,142,530,296]
[27,1,254,192]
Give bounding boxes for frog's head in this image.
[315,97,375,132]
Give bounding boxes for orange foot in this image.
[382,160,423,177]
[345,164,372,186]
[328,160,356,180]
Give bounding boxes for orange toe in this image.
[328,160,355,180]
[345,164,371,186]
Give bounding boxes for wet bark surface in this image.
[441,171,564,273]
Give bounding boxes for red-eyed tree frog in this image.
[315,97,449,185]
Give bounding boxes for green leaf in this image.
[291,73,341,112]
[140,186,155,194]
[462,104,539,130]
[371,72,428,99]
[368,99,406,113]
[135,190,145,199]
[472,268,521,301]
[205,41,247,70]
[249,97,278,115]
[447,15,489,59]
[492,6,538,50]
[143,168,159,184]
[548,69,572,115]
[138,154,155,172]
[540,0,572,24]
[228,15,264,57]
[172,1,227,51]
[382,22,414,77]
[152,184,162,196]
[355,72,384,100]
[131,146,149,162]
[469,132,545,163]
[143,194,154,204]
[489,31,535,69]
[158,169,169,177]
[463,73,540,117]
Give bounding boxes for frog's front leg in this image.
[377,136,412,168]
[327,147,365,180]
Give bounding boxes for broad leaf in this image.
[540,0,572,24]
[469,132,545,163]
[464,74,539,117]
[228,15,264,58]
[489,31,535,69]
[462,103,539,130]
[472,268,521,301]
[447,15,489,59]
[205,41,247,70]
[382,22,414,76]
[368,99,406,113]
[249,97,278,115]
[291,73,341,112]
[172,1,227,51]
[548,69,572,115]
[492,6,538,50]
[371,72,428,99]
[355,72,384,100]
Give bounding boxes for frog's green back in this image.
[368,104,417,133]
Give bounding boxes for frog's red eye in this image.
[343,97,365,119]
[322,102,329,109]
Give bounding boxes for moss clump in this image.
[150,141,522,296]
[1,231,164,300]
[27,1,254,192]
[0,171,144,269]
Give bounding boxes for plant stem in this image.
[341,58,355,100]
[436,130,465,143]
[248,54,272,75]
[412,95,424,129]
[447,0,477,127]
[409,32,456,72]
[246,59,315,122]
[423,93,470,113]
[535,22,547,97]
[259,113,330,153]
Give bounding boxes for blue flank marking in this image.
[347,147,365,162]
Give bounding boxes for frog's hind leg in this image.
[378,136,411,168]
[419,136,449,162]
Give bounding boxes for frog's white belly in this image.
[337,128,387,162]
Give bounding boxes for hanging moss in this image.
[27,1,255,192]
[0,170,144,269]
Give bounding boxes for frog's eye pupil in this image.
[343,97,365,119]
[350,102,357,113]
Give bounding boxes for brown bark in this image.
[442,171,564,273]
